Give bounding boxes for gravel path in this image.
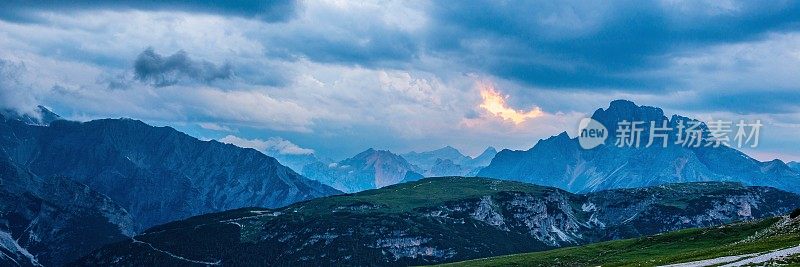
[721,244,800,266]
[658,254,757,267]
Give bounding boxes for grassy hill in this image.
[438,213,800,267]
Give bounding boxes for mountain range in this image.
[403,146,497,177]
[293,146,497,193]
[0,109,339,265]
[479,100,800,194]
[76,176,800,266]
[4,100,800,266]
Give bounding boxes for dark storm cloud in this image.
[134,48,233,87]
[424,0,800,91]
[273,31,419,68]
[677,90,800,115]
[0,0,297,23]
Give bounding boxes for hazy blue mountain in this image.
[269,152,330,174]
[479,100,800,194]
[302,148,423,193]
[76,177,800,266]
[425,158,473,177]
[403,146,498,177]
[403,146,472,169]
[0,116,340,233]
[790,161,800,172]
[471,146,498,167]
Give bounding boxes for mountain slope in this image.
[439,212,800,267]
[302,148,423,192]
[479,100,800,194]
[0,152,135,266]
[470,147,498,168]
[75,177,800,266]
[790,161,800,172]
[0,229,39,267]
[0,117,340,231]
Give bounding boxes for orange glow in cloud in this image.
[479,83,543,124]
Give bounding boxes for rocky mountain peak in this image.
[591,100,667,130]
[0,105,62,126]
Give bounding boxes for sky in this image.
[1,0,800,161]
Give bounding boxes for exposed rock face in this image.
[0,152,134,266]
[0,229,40,267]
[302,148,423,192]
[480,100,800,194]
[76,177,800,266]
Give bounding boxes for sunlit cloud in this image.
[478,82,543,124]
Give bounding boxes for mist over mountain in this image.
[479,100,800,194]
[269,152,331,175]
[0,106,61,126]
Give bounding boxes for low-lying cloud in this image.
[220,135,314,155]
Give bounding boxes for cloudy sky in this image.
[1,0,800,161]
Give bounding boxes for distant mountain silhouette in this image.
[303,148,423,192]
[403,146,497,177]
[480,100,800,193]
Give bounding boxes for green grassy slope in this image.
[438,215,800,267]
[288,176,562,214]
